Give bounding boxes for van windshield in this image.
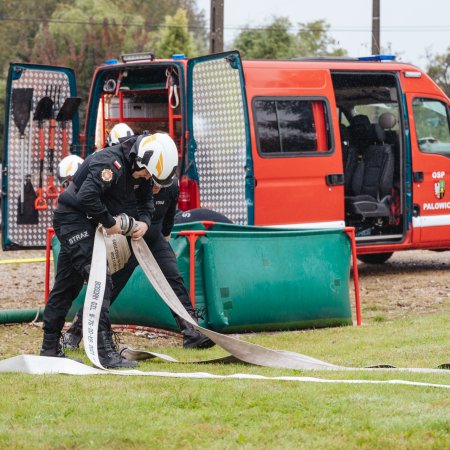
[412,98,450,156]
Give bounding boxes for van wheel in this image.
[357,252,393,264]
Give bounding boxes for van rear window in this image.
[253,98,331,155]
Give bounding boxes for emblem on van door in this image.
[434,180,445,199]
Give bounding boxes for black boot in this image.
[97,330,138,369]
[40,332,66,358]
[63,313,83,350]
[176,316,215,349]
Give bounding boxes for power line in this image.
[0,16,449,33]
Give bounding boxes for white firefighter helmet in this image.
[107,123,134,146]
[58,154,84,185]
[135,133,178,185]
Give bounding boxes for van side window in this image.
[253,98,331,155]
[412,98,450,156]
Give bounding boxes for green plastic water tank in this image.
[51,224,352,332]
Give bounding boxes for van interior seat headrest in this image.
[351,114,371,129]
[379,112,397,130]
[349,114,375,147]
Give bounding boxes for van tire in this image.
[357,252,393,264]
[175,208,233,224]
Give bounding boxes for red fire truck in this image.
[2,51,450,263]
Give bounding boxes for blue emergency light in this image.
[358,55,396,62]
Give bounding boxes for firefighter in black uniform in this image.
[40,132,178,368]
[63,125,214,351]
[64,179,215,350]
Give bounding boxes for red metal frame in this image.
[176,229,207,308]
[102,88,182,151]
[344,227,362,326]
[312,101,328,151]
[177,224,362,327]
[46,223,360,327]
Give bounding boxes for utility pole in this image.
[372,0,381,54]
[210,0,224,54]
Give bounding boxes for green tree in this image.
[0,0,69,65]
[427,48,450,97]
[0,0,71,157]
[233,18,295,59]
[295,20,346,57]
[117,0,207,55]
[157,8,200,58]
[32,0,150,102]
[0,0,207,160]
[233,17,346,59]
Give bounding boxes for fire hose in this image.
[0,216,448,387]
[82,219,449,376]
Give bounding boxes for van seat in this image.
[345,140,395,220]
[348,114,376,149]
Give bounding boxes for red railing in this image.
[177,224,362,326]
[344,227,362,326]
[45,223,362,326]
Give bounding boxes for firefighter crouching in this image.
[40,131,178,368]
[59,124,214,361]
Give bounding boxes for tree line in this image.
[0,0,448,160]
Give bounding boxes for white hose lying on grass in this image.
[0,354,449,389]
[0,228,448,389]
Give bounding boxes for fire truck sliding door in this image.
[250,93,344,228]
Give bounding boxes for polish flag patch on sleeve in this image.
[113,160,122,170]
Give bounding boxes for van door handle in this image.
[413,171,424,182]
[325,173,345,186]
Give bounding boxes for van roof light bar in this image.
[358,54,396,62]
[121,52,155,63]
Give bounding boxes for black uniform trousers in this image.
[43,210,112,335]
[110,232,192,313]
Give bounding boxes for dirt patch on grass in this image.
[351,250,450,323]
[0,248,48,310]
[2,247,449,319]
[0,245,449,356]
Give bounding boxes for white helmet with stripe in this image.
[107,123,134,146]
[58,154,84,185]
[135,133,178,185]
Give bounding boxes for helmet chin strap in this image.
[131,160,141,172]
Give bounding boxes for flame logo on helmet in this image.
[156,152,164,177]
[66,161,75,177]
[141,135,157,147]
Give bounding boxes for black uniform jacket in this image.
[58,136,154,229]
[123,179,179,242]
[152,182,179,238]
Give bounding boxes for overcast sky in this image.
[196,0,450,70]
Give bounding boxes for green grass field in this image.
[0,312,449,449]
